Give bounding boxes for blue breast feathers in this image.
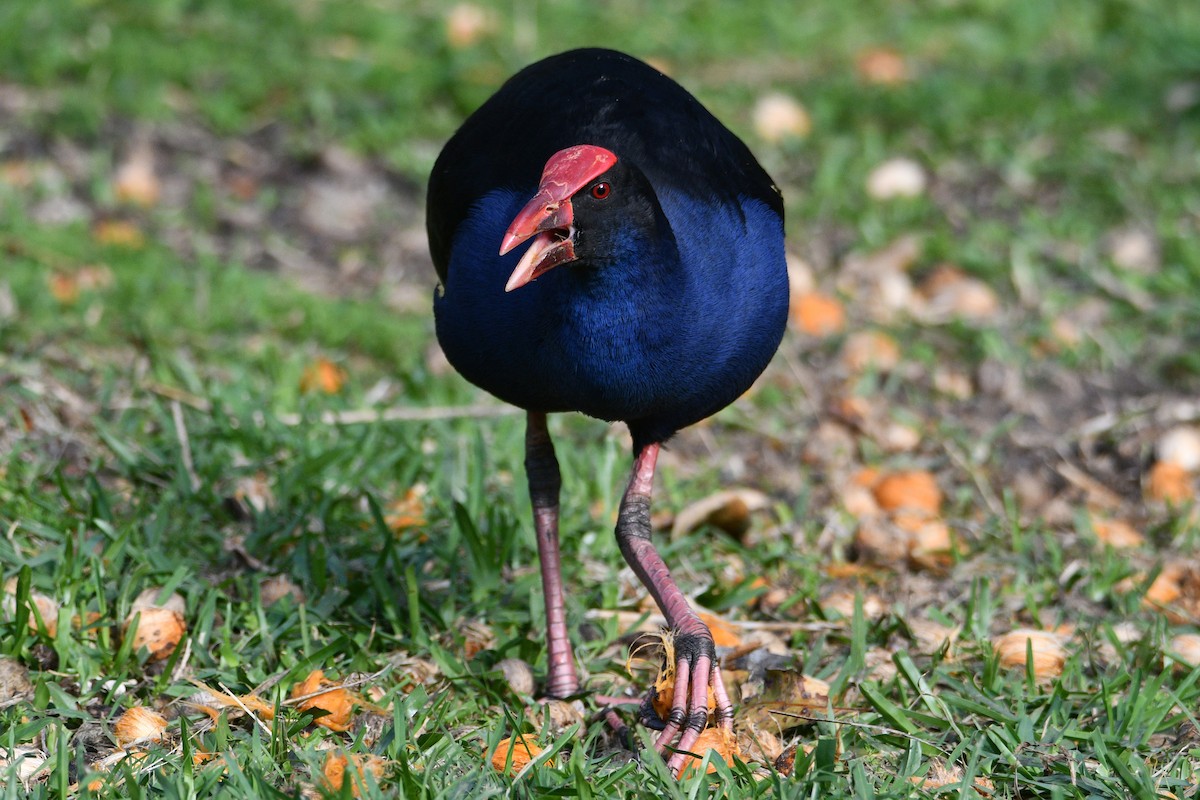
[434,187,787,450]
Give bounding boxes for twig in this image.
[942,440,1005,519]
[768,709,950,755]
[169,637,194,686]
[1088,265,1154,312]
[275,403,520,426]
[145,382,212,412]
[1055,461,1123,509]
[218,681,274,738]
[281,664,394,706]
[171,400,202,492]
[731,620,840,633]
[585,608,837,634]
[1073,398,1200,441]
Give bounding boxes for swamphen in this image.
[427,48,788,771]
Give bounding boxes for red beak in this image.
[499,145,618,292]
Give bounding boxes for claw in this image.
[652,657,691,751]
[639,691,667,730]
[628,629,736,777]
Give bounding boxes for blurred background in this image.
[3,0,1197,345]
[3,2,1200,794]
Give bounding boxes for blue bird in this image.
[427,48,787,772]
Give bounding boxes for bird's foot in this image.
[637,629,734,776]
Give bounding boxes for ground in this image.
[2,1,1200,798]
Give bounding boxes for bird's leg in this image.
[525,412,580,699]
[615,444,735,775]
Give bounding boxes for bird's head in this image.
[500,144,661,292]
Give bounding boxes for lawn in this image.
[2,0,1200,797]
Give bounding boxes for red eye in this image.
[590,182,611,200]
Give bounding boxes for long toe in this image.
[652,659,691,751]
[664,651,716,776]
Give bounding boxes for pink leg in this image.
[616,444,734,775]
[525,412,579,699]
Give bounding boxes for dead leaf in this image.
[842,478,881,519]
[1089,516,1144,548]
[541,700,584,735]
[742,668,831,733]
[385,484,428,532]
[786,253,815,295]
[878,421,921,453]
[224,172,260,201]
[866,158,926,199]
[496,657,535,696]
[234,472,276,513]
[1158,427,1200,471]
[1146,461,1194,505]
[829,395,873,428]
[93,220,145,248]
[773,742,814,776]
[188,678,276,721]
[490,735,549,774]
[873,471,942,515]
[322,750,387,796]
[853,516,909,564]
[736,724,782,764]
[907,619,959,655]
[840,331,901,373]
[292,670,365,732]
[461,620,495,659]
[802,421,857,469]
[855,47,910,85]
[753,92,811,142]
[132,587,186,616]
[789,292,845,337]
[123,607,185,662]
[992,629,1066,679]
[677,727,741,778]
[1105,227,1159,274]
[114,145,160,207]
[671,488,770,541]
[445,4,496,49]
[299,358,346,394]
[912,761,994,793]
[821,591,885,620]
[1143,563,1200,624]
[697,611,742,648]
[113,707,168,748]
[0,657,33,706]
[48,272,80,305]
[259,575,305,606]
[3,578,59,636]
[0,160,33,188]
[390,654,441,693]
[1169,634,1200,670]
[916,265,1000,323]
[0,747,46,783]
[895,512,954,569]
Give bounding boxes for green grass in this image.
[4,0,1200,797]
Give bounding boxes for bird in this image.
[427,48,788,772]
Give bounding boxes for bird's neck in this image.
[577,207,680,295]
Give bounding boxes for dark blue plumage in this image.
[426,49,788,771]
[429,48,788,450]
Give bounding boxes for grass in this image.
[3,0,1200,797]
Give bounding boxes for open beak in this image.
[498,144,618,292]
[498,194,576,292]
